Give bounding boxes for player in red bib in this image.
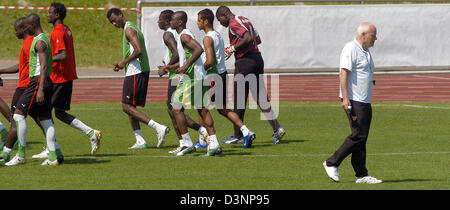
[0,17,53,163]
[215,6,285,146]
[30,2,102,159]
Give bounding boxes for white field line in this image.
[69,151,450,159]
[3,70,450,80]
[69,103,450,111]
[412,74,450,81]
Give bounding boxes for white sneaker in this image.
[5,154,26,166]
[90,130,102,155]
[323,161,340,182]
[156,125,169,148]
[128,142,149,149]
[168,146,182,154]
[355,175,382,184]
[41,159,59,166]
[32,147,49,159]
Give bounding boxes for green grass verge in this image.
[0,0,137,68]
[0,102,448,190]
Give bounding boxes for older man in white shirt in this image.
[323,22,382,184]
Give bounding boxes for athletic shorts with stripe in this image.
[15,76,53,118]
[171,77,211,109]
[208,72,228,108]
[122,71,149,107]
[51,80,73,111]
[11,87,26,113]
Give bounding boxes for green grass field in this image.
[0,102,448,190]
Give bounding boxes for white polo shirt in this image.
[339,38,375,104]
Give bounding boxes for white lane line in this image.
[69,151,450,159]
[413,74,450,80]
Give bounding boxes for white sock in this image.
[70,118,93,135]
[40,120,56,152]
[148,119,162,130]
[208,135,219,148]
[181,133,193,147]
[13,114,27,147]
[178,139,184,147]
[3,146,12,155]
[199,126,207,136]
[198,127,207,145]
[240,125,250,136]
[134,129,147,145]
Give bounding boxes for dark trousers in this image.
[233,53,280,138]
[326,100,372,177]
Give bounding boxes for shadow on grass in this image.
[26,141,46,145]
[70,153,129,158]
[276,139,309,144]
[382,178,440,183]
[63,158,111,165]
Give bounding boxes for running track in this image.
[0,73,449,103]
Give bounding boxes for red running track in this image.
[0,74,449,104]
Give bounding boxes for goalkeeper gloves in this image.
[224,44,235,60]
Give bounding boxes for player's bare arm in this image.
[0,64,19,75]
[339,68,351,111]
[52,49,67,62]
[114,27,142,71]
[202,36,215,71]
[158,31,179,76]
[35,40,48,105]
[233,31,253,51]
[164,32,179,66]
[176,34,204,74]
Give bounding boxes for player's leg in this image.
[5,78,40,166]
[2,87,27,163]
[215,72,254,146]
[192,114,208,149]
[0,97,15,163]
[0,98,11,148]
[252,54,285,144]
[127,114,149,149]
[170,83,195,156]
[229,58,253,146]
[39,78,60,166]
[123,72,169,148]
[29,111,53,159]
[198,107,222,156]
[52,81,102,154]
[172,105,195,156]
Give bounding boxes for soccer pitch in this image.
[0,102,448,190]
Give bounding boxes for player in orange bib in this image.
[31,2,102,159]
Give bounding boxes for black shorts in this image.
[208,72,228,108]
[11,87,26,113]
[16,76,53,118]
[122,72,149,107]
[51,81,73,111]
